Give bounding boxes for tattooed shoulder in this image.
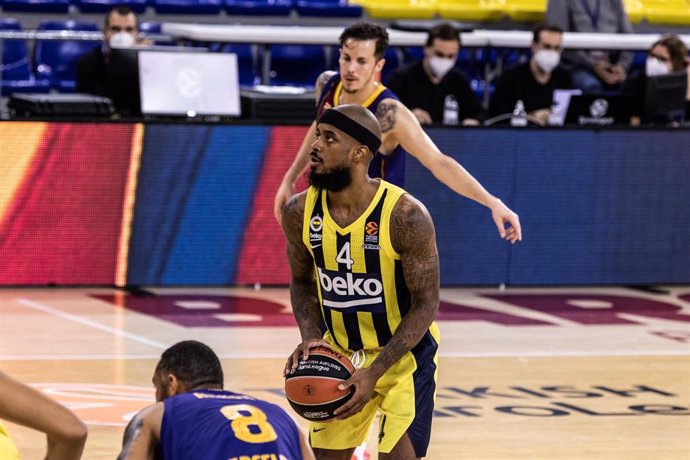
[390,194,435,253]
[375,100,398,133]
[281,192,307,239]
[315,71,336,99]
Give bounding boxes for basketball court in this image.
[1,285,689,459]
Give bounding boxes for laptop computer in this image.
[564,94,632,126]
[138,51,241,117]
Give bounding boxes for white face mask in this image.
[646,57,670,77]
[533,49,560,73]
[109,31,136,48]
[427,56,455,79]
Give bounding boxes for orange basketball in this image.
[284,345,356,421]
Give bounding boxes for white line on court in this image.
[1,350,688,361]
[14,298,167,350]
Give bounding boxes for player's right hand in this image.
[274,181,296,224]
[283,339,333,376]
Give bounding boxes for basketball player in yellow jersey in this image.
[0,420,20,460]
[282,104,440,460]
[0,370,87,460]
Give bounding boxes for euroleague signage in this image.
[38,383,687,425]
[432,384,689,418]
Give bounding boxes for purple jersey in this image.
[161,389,302,460]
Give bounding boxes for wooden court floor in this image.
[1,286,689,459]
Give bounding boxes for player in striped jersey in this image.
[274,22,521,247]
[282,105,440,459]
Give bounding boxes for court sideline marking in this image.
[14,298,167,349]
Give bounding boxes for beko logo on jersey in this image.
[317,267,383,309]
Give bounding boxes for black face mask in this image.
[309,164,353,192]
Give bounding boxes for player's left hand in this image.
[491,198,522,244]
[332,367,378,420]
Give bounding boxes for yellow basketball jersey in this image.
[0,421,21,460]
[303,180,417,352]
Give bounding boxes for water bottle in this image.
[510,99,528,127]
[443,95,459,126]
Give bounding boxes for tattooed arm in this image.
[334,194,439,419]
[273,71,336,223]
[281,192,330,375]
[376,98,522,243]
[117,404,163,460]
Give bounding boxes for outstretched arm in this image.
[0,370,87,460]
[378,99,522,243]
[273,71,336,223]
[281,193,330,375]
[117,404,163,460]
[334,195,440,419]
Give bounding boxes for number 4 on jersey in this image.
[336,242,354,270]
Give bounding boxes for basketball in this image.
[284,345,356,421]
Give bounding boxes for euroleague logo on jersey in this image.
[365,221,379,244]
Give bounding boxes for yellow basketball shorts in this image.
[310,323,440,457]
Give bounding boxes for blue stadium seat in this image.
[139,21,178,46]
[295,0,363,17]
[34,20,102,93]
[216,43,261,87]
[269,44,326,87]
[152,0,223,14]
[75,0,148,13]
[1,18,51,95]
[1,0,70,12]
[380,47,402,83]
[224,0,293,15]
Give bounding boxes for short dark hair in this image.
[532,24,563,44]
[105,6,138,28]
[425,22,461,47]
[651,34,689,72]
[155,341,224,390]
[339,22,389,60]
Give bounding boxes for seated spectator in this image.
[622,34,690,126]
[76,6,147,115]
[385,22,482,126]
[546,0,633,93]
[0,370,87,459]
[489,25,572,124]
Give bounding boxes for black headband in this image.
[318,108,382,154]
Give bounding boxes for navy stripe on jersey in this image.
[395,259,411,318]
[310,190,338,347]
[336,232,364,350]
[407,331,439,458]
[372,312,392,346]
[336,232,351,272]
[310,190,325,269]
[363,189,386,274]
[363,189,392,347]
